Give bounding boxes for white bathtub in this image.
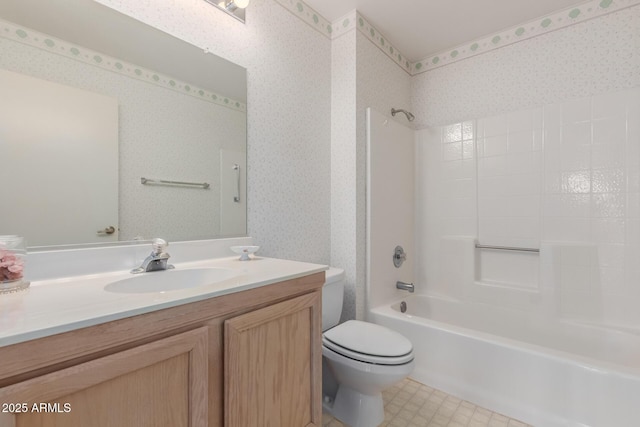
[369,295,640,427]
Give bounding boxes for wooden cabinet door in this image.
[0,327,208,427]
[225,292,322,427]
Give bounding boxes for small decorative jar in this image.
[0,235,30,294]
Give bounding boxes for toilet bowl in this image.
[322,268,414,427]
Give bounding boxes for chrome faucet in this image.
[131,238,175,274]
[396,281,414,293]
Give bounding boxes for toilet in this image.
[322,268,414,427]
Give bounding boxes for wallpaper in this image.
[330,29,358,321]
[412,6,640,128]
[273,0,640,79]
[0,18,245,111]
[97,0,332,264]
[410,0,640,75]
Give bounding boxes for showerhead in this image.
[391,108,415,122]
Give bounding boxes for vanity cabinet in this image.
[225,293,321,427]
[0,272,324,427]
[0,328,208,427]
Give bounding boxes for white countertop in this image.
[0,256,327,347]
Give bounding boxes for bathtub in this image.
[368,294,640,427]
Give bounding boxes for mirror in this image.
[0,0,247,249]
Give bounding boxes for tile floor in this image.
[322,378,532,427]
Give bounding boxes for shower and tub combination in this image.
[370,293,640,427]
[366,88,640,427]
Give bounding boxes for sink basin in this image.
[104,267,239,294]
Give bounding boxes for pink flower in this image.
[8,264,23,273]
[0,249,24,282]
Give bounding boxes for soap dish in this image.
[230,246,260,261]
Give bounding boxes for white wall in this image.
[98,0,332,263]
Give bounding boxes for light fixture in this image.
[225,0,250,10]
[205,0,249,23]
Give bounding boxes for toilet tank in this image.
[322,267,345,331]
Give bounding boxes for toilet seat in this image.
[322,320,414,365]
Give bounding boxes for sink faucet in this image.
[131,238,175,274]
[396,281,414,293]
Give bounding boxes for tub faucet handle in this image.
[393,246,407,268]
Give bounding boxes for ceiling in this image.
[304,0,590,61]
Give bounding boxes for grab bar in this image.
[141,177,210,189]
[475,244,539,253]
[233,164,241,203]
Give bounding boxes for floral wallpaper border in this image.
[271,0,412,73]
[0,18,246,112]
[410,0,640,75]
[330,10,357,40]
[354,12,412,74]
[272,0,334,38]
[274,0,640,77]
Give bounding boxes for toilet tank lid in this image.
[325,267,345,285]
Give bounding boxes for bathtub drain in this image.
[400,301,407,313]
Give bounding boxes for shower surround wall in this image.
[417,86,640,327]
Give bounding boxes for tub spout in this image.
[396,281,414,293]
